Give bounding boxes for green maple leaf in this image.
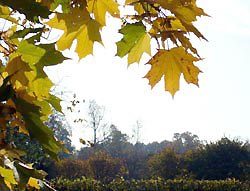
[13,40,67,78]
[47,94,62,113]
[15,40,46,66]
[14,97,63,159]
[116,22,151,65]
[38,43,68,66]
[50,0,70,13]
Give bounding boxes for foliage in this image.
[88,151,128,183]
[5,129,53,172]
[171,131,203,154]
[49,151,127,182]
[186,137,250,180]
[51,176,102,191]
[51,177,250,191]
[0,0,207,189]
[148,148,182,179]
[48,158,93,180]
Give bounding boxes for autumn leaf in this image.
[145,47,201,96]
[116,22,151,65]
[152,0,208,39]
[87,0,120,26]
[128,33,151,65]
[0,167,17,190]
[14,162,47,190]
[46,8,102,59]
[5,56,31,86]
[28,177,40,189]
[0,5,17,23]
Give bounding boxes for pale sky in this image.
[46,0,250,149]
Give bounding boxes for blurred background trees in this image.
[12,99,249,183]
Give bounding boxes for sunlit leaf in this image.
[0,167,17,190]
[15,162,46,190]
[46,8,102,59]
[0,5,17,23]
[87,0,120,26]
[28,177,40,189]
[145,47,201,96]
[16,40,46,66]
[116,22,151,64]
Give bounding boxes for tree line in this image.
[10,105,250,183]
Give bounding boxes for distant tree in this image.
[85,100,107,145]
[186,137,250,180]
[101,124,131,158]
[148,148,182,179]
[77,124,130,159]
[132,120,143,144]
[45,110,75,158]
[49,158,93,180]
[124,142,150,179]
[172,131,203,154]
[6,130,52,172]
[88,151,128,183]
[146,140,171,155]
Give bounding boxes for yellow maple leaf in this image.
[0,167,18,190]
[28,177,40,189]
[46,8,102,59]
[128,33,151,65]
[87,0,120,26]
[144,47,201,96]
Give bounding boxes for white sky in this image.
[46,0,250,149]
